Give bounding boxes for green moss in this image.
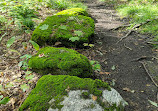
[81,92,90,99]
[31,15,94,47]
[56,8,89,16]
[19,75,110,111]
[28,47,92,77]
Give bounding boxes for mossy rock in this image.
[31,15,94,47]
[28,47,92,77]
[19,75,111,111]
[56,8,89,16]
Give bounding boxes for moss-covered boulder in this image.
[56,8,89,16]
[31,15,94,47]
[19,75,112,111]
[28,47,92,77]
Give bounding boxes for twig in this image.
[111,24,131,30]
[116,24,139,44]
[131,56,149,62]
[140,61,158,87]
[124,43,132,50]
[147,41,158,45]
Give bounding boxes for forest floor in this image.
[0,0,158,111]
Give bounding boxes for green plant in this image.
[90,60,101,71]
[9,5,38,30]
[83,43,94,47]
[29,40,40,51]
[6,36,15,48]
[6,36,21,57]
[20,84,30,92]
[0,15,7,26]
[45,0,69,10]
[18,54,32,70]
[0,32,7,43]
[69,37,80,42]
[0,97,10,105]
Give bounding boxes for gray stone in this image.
[48,89,127,111]
[48,90,103,111]
[102,88,128,107]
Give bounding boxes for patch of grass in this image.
[45,0,87,10]
[117,0,158,48]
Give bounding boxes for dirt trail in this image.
[85,0,158,110]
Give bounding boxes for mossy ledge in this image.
[19,75,111,111]
[28,47,92,77]
[56,8,89,16]
[31,15,94,47]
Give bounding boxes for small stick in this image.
[140,61,158,87]
[124,43,132,50]
[111,24,131,30]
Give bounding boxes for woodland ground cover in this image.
[0,0,90,110]
[0,0,158,110]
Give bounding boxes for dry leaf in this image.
[146,84,150,86]
[9,98,16,109]
[24,46,27,50]
[54,42,62,46]
[92,95,97,101]
[0,72,4,76]
[123,87,131,92]
[65,85,70,92]
[123,87,135,93]
[38,53,45,58]
[100,72,110,75]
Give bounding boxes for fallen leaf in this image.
[131,90,135,93]
[99,72,110,75]
[65,85,70,92]
[111,65,116,70]
[123,87,131,92]
[92,95,97,101]
[9,98,15,109]
[38,53,45,58]
[54,42,62,46]
[146,84,150,86]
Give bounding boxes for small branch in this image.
[131,56,149,62]
[124,43,132,50]
[140,61,158,87]
[111,24,131,30]
[147,41,158,45]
